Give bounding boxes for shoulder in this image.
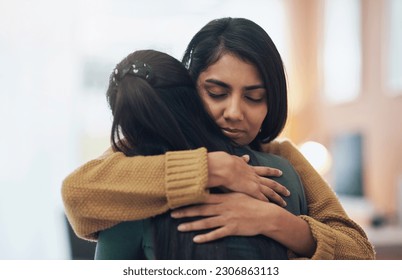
[260,138,313,169]
[260,138,299,156]
[251,148,293,171]
[246,139,302,172]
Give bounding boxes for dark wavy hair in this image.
[182,17,288,150]
[106,49,287,259]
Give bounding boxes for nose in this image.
[223,96,244,121]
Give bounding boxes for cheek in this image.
[200,96,220,120]
[252,107,268,129]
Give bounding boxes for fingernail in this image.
[278,170,283,176]
[286,190,291,196]
[177,224,186,231]
[193,236,201,242]
[171,211,180,218]
[283,201,287,207]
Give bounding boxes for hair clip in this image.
[112,61,153,87]
[132,61,153,81]
[112,68,119,85]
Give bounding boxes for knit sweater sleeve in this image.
[261,140,375,260]
[61,148,208,241]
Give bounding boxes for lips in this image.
[220,127,245,139]
[222,127,243,133]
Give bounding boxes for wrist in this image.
[207,151,231,188]
[260,205,316,257]
[259,203,283,237]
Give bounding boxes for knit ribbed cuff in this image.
[296,215,337,260]
[165,148,209,209]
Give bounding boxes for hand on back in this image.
[207,151,290,207]
[171,192,282,243]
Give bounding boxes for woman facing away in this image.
[62,17,375,259]
[94,49,308,259]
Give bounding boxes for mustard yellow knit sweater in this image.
[62,140,375,260]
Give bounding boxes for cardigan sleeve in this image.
[261,140,375,260]
[61,147,208,241]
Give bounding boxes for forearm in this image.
[261,140,375,259]
[299,214,375,260]
[62,148,209,240]
[261,204,316,258]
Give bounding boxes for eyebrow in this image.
[205,79,265,91]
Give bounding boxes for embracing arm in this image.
[172,140,375,259]
[62,148,209,240]
[171,193,316,257]
[62,147,286,241]
[262,140,375,259]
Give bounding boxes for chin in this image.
[232,140,248,146]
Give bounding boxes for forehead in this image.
[199,53,263,85]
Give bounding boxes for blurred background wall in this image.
[0,0,401,259]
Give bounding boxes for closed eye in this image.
[207,91,227,99]
[245,96,265,103]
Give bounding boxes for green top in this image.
[244,146,308,215]
[95,147,307,260]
